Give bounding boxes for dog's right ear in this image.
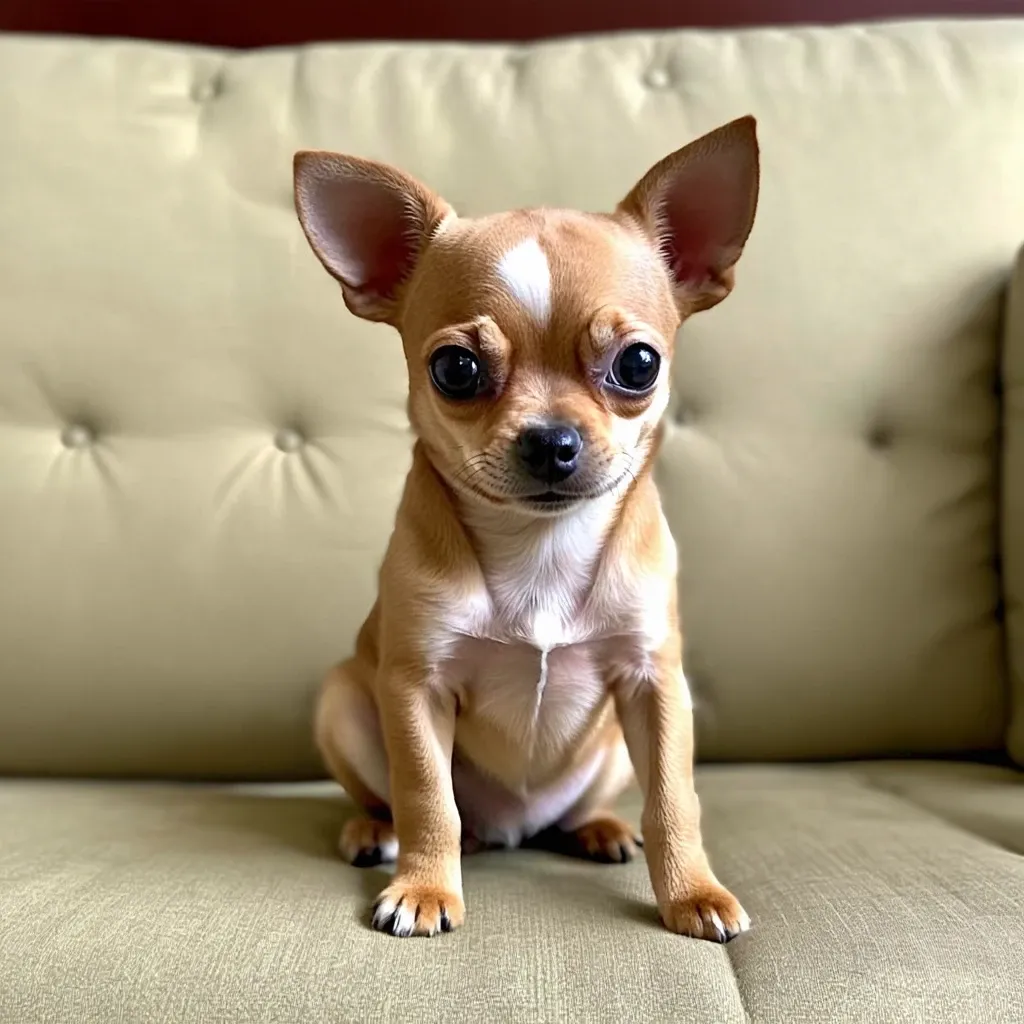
[293,152,453,324]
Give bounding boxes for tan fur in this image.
[296,116,759,941]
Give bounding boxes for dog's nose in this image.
[516,424,582,483]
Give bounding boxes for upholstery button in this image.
[274,428,304,453]
[868,424,893,450]
[674,397,698,425]
[60,424,94,449]
[643,67,672,89]
[191,72,223,103]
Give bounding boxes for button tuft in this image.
[61,424,94,449]
[643,67,672,89]
[191,71,224,103]
[868,424,893,450]
[674,397,699,425]
[274,428,304,453]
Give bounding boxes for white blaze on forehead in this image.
[496,237,552,326]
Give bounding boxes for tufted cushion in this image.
[0,22,1022,777]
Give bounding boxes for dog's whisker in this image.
[449,451,504,499]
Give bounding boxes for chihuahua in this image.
[294,116,759,940]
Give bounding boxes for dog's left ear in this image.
[618,116,759,314]
[294,151,453,324]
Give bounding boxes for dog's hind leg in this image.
[316,660,397,866]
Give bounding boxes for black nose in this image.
[516,424,583,483]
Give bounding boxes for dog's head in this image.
[294,118,759,516]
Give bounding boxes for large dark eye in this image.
[607,342,660,393]
[429,345,484,400]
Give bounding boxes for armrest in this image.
[1003,243,1024,765]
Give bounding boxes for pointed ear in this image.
[293,152,454,323]
[617,116,759,314]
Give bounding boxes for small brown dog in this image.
[294,116,759,940]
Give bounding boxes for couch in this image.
[2,17,1024,1023]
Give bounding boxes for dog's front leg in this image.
[615,652,750,942]
[371,666,463,937]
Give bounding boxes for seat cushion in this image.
[854,759,1024,853]
[2,763,1023,1023]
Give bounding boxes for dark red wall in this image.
[1,0,1020,47]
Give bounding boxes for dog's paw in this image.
[567,815,642,864]
[371,880,465,938]
[659,884,750,943]
[339,816,398,868]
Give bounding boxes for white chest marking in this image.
[534,648,550,715]
[482,505,614,741]
[478,501,614,644]
[529,608,558,731]
[496,238,552,327]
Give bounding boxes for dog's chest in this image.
[461,592,603,752]
[442,508,632,754]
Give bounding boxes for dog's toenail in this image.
[440,906,452,932]
[352,848,383,868]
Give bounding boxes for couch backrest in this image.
[1,21,1023,779]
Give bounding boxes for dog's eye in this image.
[430,345,484,400]
[607,343,660,393]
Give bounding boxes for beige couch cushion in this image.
[2,764,1023,1023]
[855,759,1024,852]
[1,21,1023,776]
[1006,246,1024,765]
